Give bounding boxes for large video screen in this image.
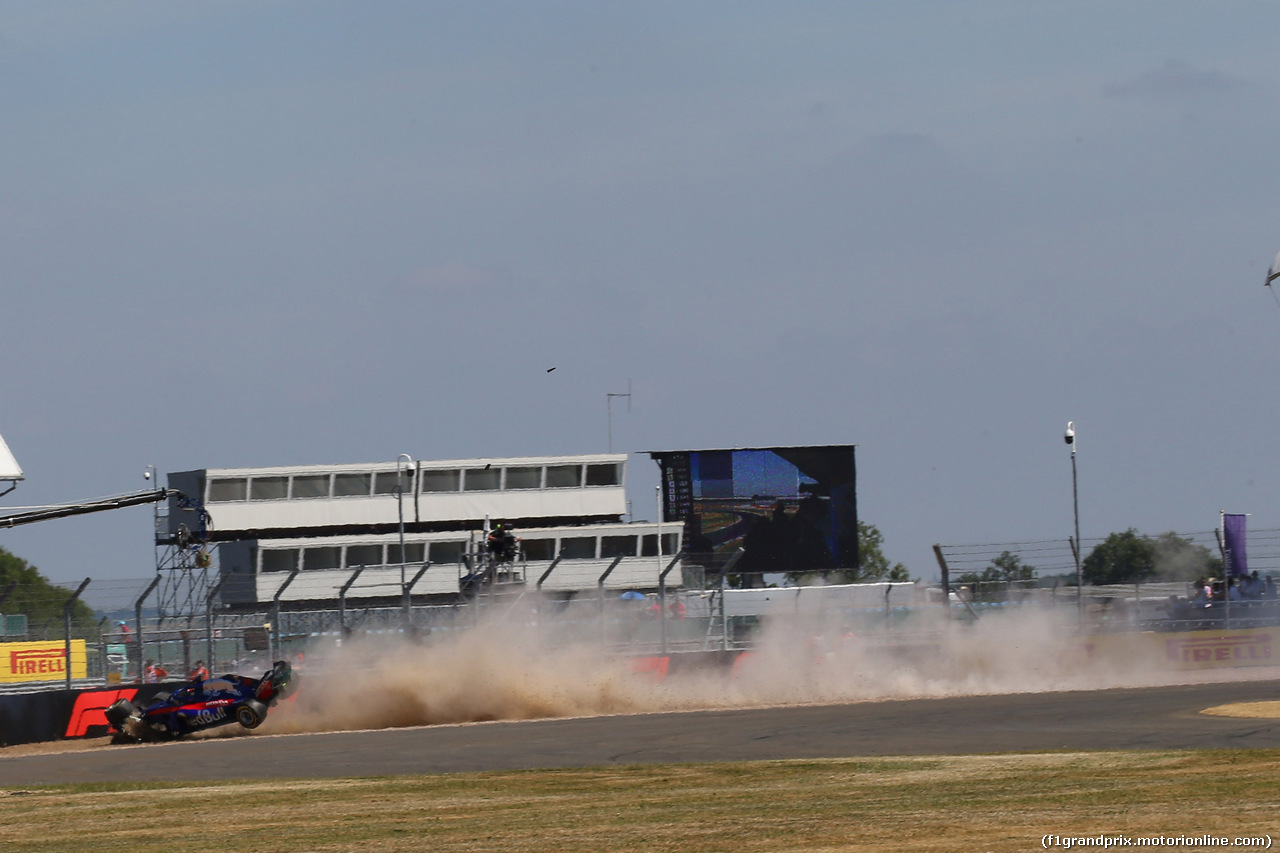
[649,446,858,574]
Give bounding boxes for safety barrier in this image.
[0,682,180,747]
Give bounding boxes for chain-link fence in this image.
[933,529,1280,631]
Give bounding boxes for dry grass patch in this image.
[2,751,1278,852]
[1202,701,1280,718]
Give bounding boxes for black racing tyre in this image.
[235,699,268,729]
[104,699,136,731]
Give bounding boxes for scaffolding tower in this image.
[154,490,213,619]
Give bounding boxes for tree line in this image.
[954,529,1223,590]
[0,547,99,638]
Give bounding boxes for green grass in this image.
[2,751,1278,852]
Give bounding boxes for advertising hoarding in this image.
[0,640,88,683]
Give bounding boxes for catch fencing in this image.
[1,551,934,690]
[933,529,1280,631]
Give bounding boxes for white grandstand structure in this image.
[167,453,682,608]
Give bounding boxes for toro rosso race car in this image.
[105,660,295,742]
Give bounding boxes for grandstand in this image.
[168,454,683,606]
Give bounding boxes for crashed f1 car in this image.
[105,660,295,742]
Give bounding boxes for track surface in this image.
[3,679,1278,786]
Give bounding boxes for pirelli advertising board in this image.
[0,640,88,683]
[1085,628,1275,671]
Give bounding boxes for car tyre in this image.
[104,699,136,731]
[235,699,268,729]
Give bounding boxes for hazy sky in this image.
[5,2,1280,604]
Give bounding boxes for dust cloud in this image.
[262,596,1274,736]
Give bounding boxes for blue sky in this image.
[4,2,1280,601]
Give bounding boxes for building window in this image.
[345,544,383,568]
[642,533,681,556]
[662,533,680,555]
[292,474,330,499]
[334,473,372,497]
[420,469,460,493]
[560,537,596,560]
[601,535,638,558]
[388,542,426,565]
[545,465,582,488]
[302,546,341,571]
[207,479,247,502]
[374,470,412,495]
[429,541,465,564]
[504,466,541,489]
[522,539,555,561]
[463,467,501,491]
[249,477,288,501]
[261,549,298,573]
[586,463,620,487]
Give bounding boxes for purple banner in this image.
[1223,513,1248,578]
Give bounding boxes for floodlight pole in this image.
[1066,422,1082,626]
[397,453,414,625]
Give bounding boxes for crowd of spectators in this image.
[1189,571,1277,605]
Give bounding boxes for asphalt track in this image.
[2,679,1278,786]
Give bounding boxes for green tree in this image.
[1082,530,1219,586]
[956,550,1035,591]
[843,521,912,583]
[1082,529,1153,585]
[0,547,98,638]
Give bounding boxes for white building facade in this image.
[167,453,681,607]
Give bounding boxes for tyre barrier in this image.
[0,682,183,747]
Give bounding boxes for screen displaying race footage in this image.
[649,446,858,574]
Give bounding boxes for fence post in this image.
[63,577,91,690]
[533,555,564,636]
[404,562,432,631]
[205,572,231,672]
[657,550,685,654]
[339,564,367,635]
[97,617,109,684]
[932,545,950,619]
[597,556,625,648]
[271,568,302,659]
[536,556,563,592]
[716,550,745,651]
[133,575,160,683]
